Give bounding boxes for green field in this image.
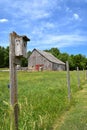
[0,70,86,130]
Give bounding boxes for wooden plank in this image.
[9,32,18,130]
[9,32,30,130]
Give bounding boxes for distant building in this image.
[28,49,65,71]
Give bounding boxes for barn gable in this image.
[28,49,65,71]
[36,49,65,65]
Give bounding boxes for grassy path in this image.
[53,83,87,130]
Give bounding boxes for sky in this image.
[0,0,87,56]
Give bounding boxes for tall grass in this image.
[0,72,10,130]
[0,70,86,129]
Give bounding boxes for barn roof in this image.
[34,49,65,65]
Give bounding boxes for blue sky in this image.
[0,0,87,56]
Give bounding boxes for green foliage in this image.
[0,46,9,68]
[58,53,69,63]
[73,54,87,70]
[0,71,86,129]
[21,57,28,67]
[0,46,5,67]
[45,48,60,57]
[20,51,32,67]
[4,46,9,67]
[27,50,32,57]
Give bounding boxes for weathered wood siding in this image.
[28,50,52,70]
[52,63,65,71]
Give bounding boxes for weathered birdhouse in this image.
[15,35,30,58]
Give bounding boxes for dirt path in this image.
[53,84,87,130]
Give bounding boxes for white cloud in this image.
[4,0,56,20]
[44,22,55,29]
[30,11,50,19]
[73,13,80,20]
[0,18,8,23]
[31,34,87,49]
[31,21,56,38]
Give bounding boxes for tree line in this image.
[0,46,87,70]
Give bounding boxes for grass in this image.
[0,68,9,70]
[56,83,87,130]
[0,70,86,129]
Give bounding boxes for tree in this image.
[4,46,9,67]
[58,53,69,63]
[69,55,76,70]
[21,57,28,67]
[0,46,5,67]
[45,48,60,58]
[21,51,32,67]
[27,50,32,57]
[73,54,87,70]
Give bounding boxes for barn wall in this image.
[58,64,65,70]
[52,63,65,71]
[52,63,58,70]
[28,50,53,70]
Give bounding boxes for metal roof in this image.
[34,49,65,65]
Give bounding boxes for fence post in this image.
[9,32,18,130]
[9,32,30,130]
[66,61,71,101]
[77,67,80,89]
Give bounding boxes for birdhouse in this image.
[15,35,30,58]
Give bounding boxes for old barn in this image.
[28,49,65,71]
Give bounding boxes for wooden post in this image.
[66,61,71,101]
[9,32,18,130]
[77,67,80,89]
[9,32,30,130]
